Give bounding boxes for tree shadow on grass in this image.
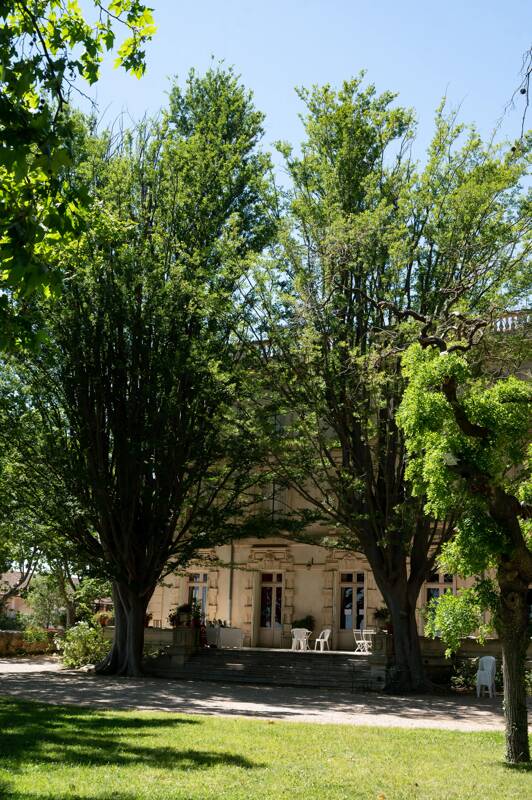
[0,784,145,800]
[503,762,532,773]
[0,698,263,773]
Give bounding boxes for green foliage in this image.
[399,344,532,530]
[74,577,112,622]
[398,324,531,764]
[25,573,65,628]
[58,621,110,667]
[0,611,25,630]
[8,67,276,673]
[425,588,493,656]
[250,75,529,691]
[448,659,530,696]
[0,1,156,348]
[449,658,504,692]
[450,658,482,691]
[21,625,49,646]
[399,342,531,653]
[92,610,113,627]
[291,615,315,631]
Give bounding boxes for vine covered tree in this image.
[20,66,275,675]
[250,75,530,690]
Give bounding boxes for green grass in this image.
[0,697,530,799]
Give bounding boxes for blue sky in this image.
[77,1,531,163]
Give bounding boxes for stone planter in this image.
[167,626,199,666]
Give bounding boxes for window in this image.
[425,572,455,599]
[340,572,365,630]
[188,573,208,620]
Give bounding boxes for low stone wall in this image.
[0,630,55,656]
[420,635,532,661]
[419,636,532,683]
[102,626,174,647]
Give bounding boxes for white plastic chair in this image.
[314,628,331,651]
[476,655,496,698]
[291,628,311,651]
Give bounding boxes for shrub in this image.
[0,612,25,631]
[22,626,49,646]
[451,657,509,693]
[450,658,478,690]
[58,622,110,668]
[292,615,315,631]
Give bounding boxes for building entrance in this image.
[257,572,283,647]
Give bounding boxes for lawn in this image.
[0,697,529,800]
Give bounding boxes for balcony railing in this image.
[493,310,531,332]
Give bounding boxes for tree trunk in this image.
[497,565,530,764]
[96,583,148,677]
[65,601,76,629]
[371,568,429,692]
[384,589,428,692]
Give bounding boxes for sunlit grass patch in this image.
[0,697,529,799]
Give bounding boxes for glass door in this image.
[258,572,283,647]
[188,573,208,622]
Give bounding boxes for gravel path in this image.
[0,656,523,732]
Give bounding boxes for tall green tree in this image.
[398,332,531,764]
[250,76,530,690]
[0,0,156,348]
[0,363,46,609]
[23,67,275,676]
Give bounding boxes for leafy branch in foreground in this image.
[0,1,157,348]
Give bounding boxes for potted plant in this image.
[93,610,113,628]
[168,603,192,628]
[191,600,202,628]
[373,607,392,633]
[291,615,315,631]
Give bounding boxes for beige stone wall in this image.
[0,630,54,656]
[147,574,180,628]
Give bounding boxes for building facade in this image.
[147,538,468,650]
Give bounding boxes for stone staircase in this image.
[144,647,387,691]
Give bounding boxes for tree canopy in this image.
[14,66,275,675]
[248,75,531,690]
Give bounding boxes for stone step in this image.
[144,647,385,690]
[147,669,379,690]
